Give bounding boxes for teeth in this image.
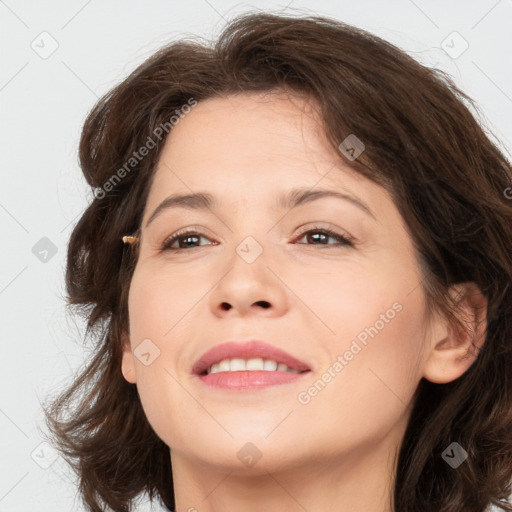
[246,358,264,371]
[230,358,246,371]
[263,359,277,371]
[206,358,300,375]
[218,359,230,372]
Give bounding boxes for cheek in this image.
[288,259,428,436]
[126,265,205,444]
[292,286,428,450]
[128,265,189,342]
[283,255,410,344]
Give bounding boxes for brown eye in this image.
[294,227,354,247]
[161,230,217,251]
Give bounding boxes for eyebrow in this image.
[145,187,376,228]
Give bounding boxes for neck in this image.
[170,436,400,512]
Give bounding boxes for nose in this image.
[209,240,289,318]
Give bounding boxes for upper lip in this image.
[192,340,311,375]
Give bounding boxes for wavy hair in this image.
[43,11,512,512]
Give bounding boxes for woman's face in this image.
[122,91,439,475]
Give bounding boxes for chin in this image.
[170,430,306,474]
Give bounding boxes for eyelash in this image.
[160,225,354,252]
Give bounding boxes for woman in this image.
[44,11,512,512]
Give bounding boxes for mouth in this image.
[203,358,303,375]
[192,340,311,389]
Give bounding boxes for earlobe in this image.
[120,332,137,384]
[422,282,487,384]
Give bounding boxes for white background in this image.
[1,1,511,510]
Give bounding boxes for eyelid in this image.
[160,225,219,251]
[292,223,355,244]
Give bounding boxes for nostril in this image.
[220,301,270,310]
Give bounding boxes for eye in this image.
[293,226,354,247]
[161,228,217,251]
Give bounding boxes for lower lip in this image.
[198,370,308,389]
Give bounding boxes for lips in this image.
[191,340,311,376]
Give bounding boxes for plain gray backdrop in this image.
[1,0,511,510]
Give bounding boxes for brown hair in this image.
[43,10,512,512]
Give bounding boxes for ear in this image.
[120,331,137,384]
[422,282,487,384]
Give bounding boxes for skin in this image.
[121,91,487,512]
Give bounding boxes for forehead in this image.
[147,91,371,200]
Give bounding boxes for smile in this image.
[206,358,300,374]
